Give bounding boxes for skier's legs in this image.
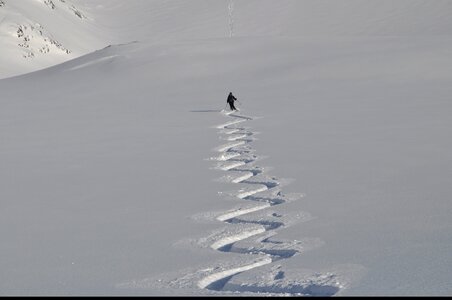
[229,102,234,111]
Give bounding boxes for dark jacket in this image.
[227,93,237,104]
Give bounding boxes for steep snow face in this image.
[0,0,106,78]
[2,0,452,79]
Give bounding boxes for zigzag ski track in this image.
[117,109,357,296]
[194,110,344,295]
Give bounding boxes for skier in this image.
[227,92,238,111]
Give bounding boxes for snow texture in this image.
[1,0,452,296]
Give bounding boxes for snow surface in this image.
[1,0,452,296]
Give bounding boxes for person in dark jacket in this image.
[227,92,238,111]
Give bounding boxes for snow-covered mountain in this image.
[0,0,108,78]
[2,0,452,79]
[1,0,452,296]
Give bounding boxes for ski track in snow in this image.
[117,109,348,295]
[194,110,343,295]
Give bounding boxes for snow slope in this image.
[1,0,452,296]
[2,0,452,78]
[0,0,108,78]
